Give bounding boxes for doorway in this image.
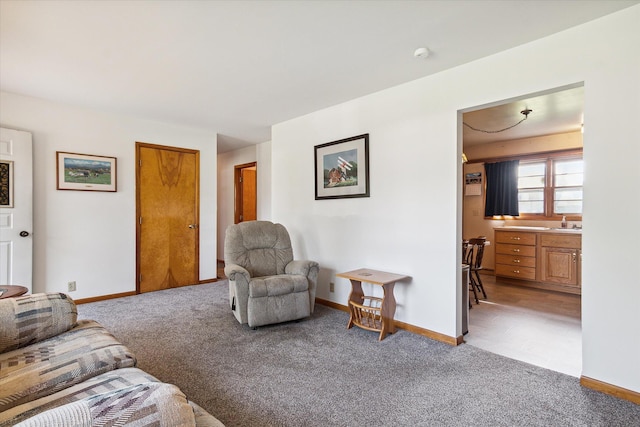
[459,84,584,376]
[234,162,257,223]
[136,142,200,293]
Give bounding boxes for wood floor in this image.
[464,272,582,377]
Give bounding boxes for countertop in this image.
[496,226,582,234]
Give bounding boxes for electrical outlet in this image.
[329,282,335,292]
[68,281,76,292]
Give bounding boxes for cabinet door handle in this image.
[512,249,520,253]
[512,259,521,263]
[572,252,577,263]
[512,270,520,274]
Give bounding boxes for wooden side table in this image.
[0,285,29,299]
[337,268,409,341]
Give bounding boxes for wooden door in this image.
[0,128,33,291]
[234,162,256,223]
[242,168,256,222]
[136,143,199,293]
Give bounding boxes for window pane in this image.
[519,189,544,201]
[519,189,544,213]
[519,163,545,176]
[555,173,583,187]
[518,176,545,188]
[555,200,582,214]
[555,160,583,175]
[518,162,545,192]
[555,159,583,187]
[519,201,544,213]
[555,187,583,201]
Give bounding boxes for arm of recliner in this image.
[224,263,251,324]
[224,263,250,283]
[286,260,320,314]
[285,260,319,276]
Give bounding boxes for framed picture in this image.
[314,134,369,200]
[56,151,117,192]
[0,160,14,207]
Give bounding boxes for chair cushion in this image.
[249,275,309,298]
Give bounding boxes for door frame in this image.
[135,142,200,293]
[234,162,257,224]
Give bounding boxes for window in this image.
[553,159,583,214]
[516,154,583,218]
[518,162,545,214]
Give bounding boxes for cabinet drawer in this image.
[495,231,536,245]
[496,254,537,268]
[540,234,581,249]
[496,264,536,280]
[495,243,536,257]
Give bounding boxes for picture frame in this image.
[0,160,14,207]
[314,134,369,200]
[56,151,117,192]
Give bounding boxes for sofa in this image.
[224,220,319,328]
[0,292,223,426]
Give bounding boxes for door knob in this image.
[19,231,30,237]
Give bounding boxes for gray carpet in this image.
[77,282,639,426]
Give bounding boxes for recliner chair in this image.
[224,221,319,328]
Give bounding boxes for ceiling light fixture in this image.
[414,47,430,59]
[464,108,533,134]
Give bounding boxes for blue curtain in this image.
[484,160,520,217]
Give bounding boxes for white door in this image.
[0,127,33,292]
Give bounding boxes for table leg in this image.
[379,282,397,340]
[347,279,364,329]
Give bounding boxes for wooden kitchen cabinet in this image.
[540,234,581,289]
[494,228,582,294]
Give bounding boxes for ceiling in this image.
[1,1,636,152]
[462,85,585,147]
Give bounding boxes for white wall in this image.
[271,6,640,393]
[256,141,272,221]
[0,91,218,299]
[217,141,272,259]
[217,145,256,259]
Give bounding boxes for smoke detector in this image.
[414,47,430,59]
